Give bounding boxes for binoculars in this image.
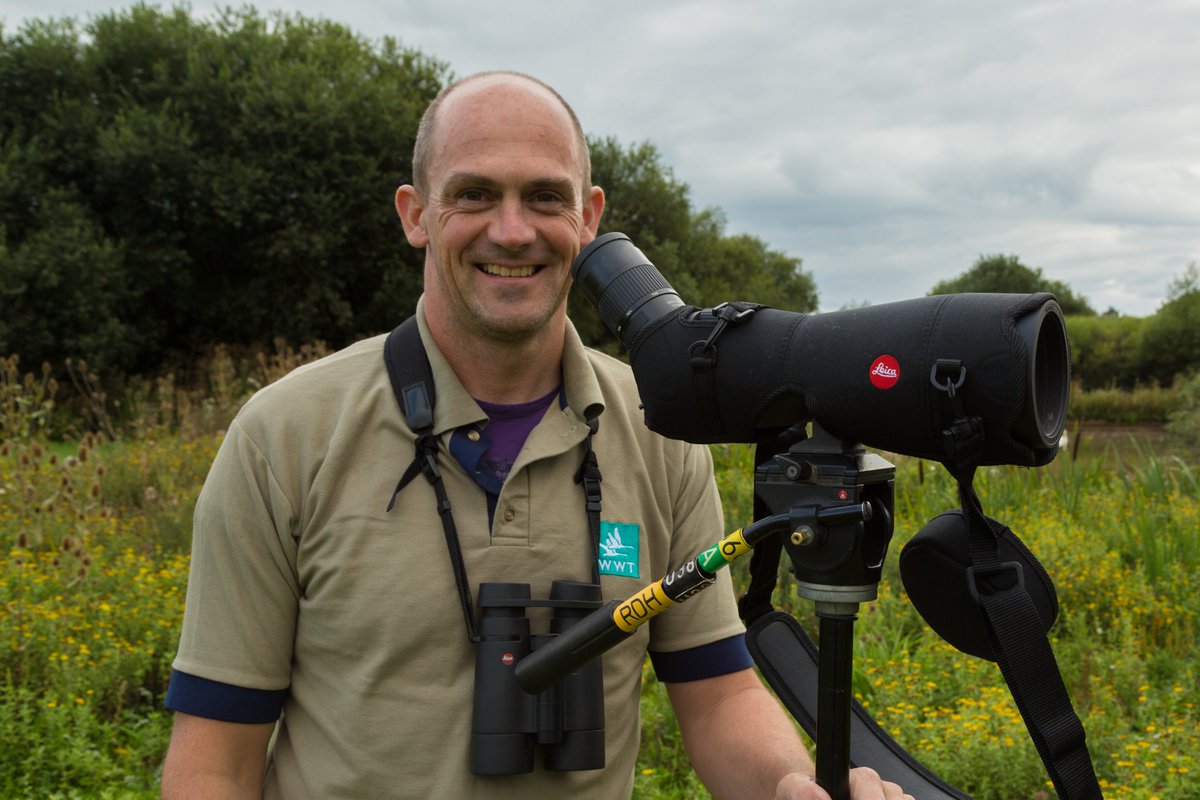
[470,581,607,775]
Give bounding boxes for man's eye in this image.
[532,191,564,204]
[459,190,486,202]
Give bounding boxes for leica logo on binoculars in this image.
[869,355,900,390]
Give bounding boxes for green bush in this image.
[1065,314,1147,390]
[1069,381,1180,424]
[1166,371,1200,446]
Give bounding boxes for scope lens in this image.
[572,232,684,344]
[1013,301,1071,448]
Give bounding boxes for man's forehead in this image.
[428,78,584,185]
[441,74,565,116]
[437,78,574,138]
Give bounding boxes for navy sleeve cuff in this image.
[165,669,287,724]
[648,634,753,683]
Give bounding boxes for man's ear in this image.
[395,185,429,247]
[581,185,605,242]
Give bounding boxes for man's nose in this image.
[489,196,538,250]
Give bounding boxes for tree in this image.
[1065,314,1147,389]
[928,254,1095,316]
[1165,261,1199,301]
[1,7,446,377]
[1139,264,1200,384]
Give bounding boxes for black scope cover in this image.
[628,294,1067,465]
[573,232,1071,467]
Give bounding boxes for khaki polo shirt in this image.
[173,303,746,799]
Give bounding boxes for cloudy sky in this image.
[4,1,1198,315]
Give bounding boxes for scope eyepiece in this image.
[573,232,685,343]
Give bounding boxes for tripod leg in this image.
[816,611,857,800]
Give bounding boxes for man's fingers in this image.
[847,766,915,799]
[776,767,916,800]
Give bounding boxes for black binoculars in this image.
[470,581,607,776]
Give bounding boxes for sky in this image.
[3,0,1198,316]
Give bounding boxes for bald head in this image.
[411,71,591,196]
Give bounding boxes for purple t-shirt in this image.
[474,386,560,485]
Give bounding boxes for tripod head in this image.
[756,425,895,610]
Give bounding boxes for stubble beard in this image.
[461,283,569,345]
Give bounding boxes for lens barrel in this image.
[470,583,535,776]
[573,232,684,343]
[1012,300,1071,448]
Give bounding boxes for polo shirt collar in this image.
[414,297,606,437]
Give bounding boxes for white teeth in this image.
[480,264,535,277]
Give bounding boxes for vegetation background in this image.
[2,6,1198,799]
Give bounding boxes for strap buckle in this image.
[965,561,1024,604]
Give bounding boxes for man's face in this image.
[397,78,604,344]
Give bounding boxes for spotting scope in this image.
[571,232,1071,466]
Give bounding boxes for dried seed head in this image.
[16,531,28,548]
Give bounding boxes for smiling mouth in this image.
[479,263,538,278]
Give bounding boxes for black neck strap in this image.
[383,316,603,642]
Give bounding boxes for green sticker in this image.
[598,521,640,578]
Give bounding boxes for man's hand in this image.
[775,767,914,800]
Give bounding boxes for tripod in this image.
[750,425,895,800]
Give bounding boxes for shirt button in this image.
[467,430,481,442]
[502,508,515,523]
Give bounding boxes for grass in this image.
[2,356,1197,798]
[634,434,1198,799]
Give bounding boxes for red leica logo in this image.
[501,652,515,666]
[869,355,900,389]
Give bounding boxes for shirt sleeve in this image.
[649,634,753,682]
[170,418,300,691]
[165,669,287,723]
[646,441,748,655]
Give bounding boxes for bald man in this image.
[161,72,909,800]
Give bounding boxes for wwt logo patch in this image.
[598,521,640,578]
